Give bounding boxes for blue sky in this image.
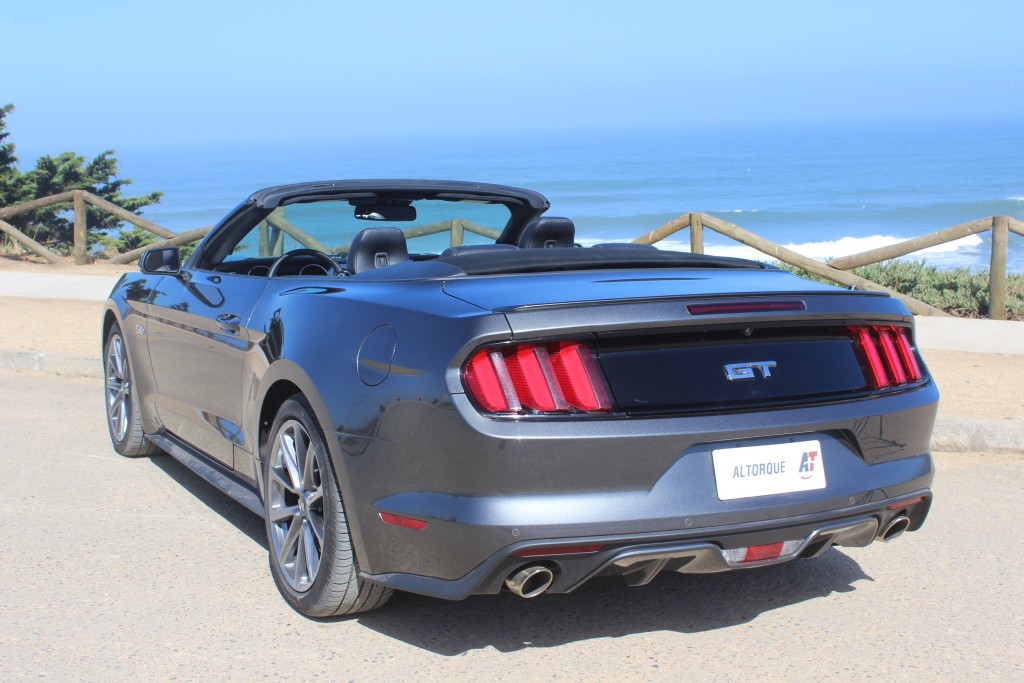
[2,0,1023,155]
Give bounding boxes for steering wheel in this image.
[267,249,344,277]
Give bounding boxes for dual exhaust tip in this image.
[505,564,555,598]
[880,515,911,542]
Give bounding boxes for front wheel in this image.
[264,396,392,617]
[104,324,160,457]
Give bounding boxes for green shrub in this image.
[779,260,1024,320]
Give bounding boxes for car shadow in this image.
[148,454,267,549]
[357,551,872,655]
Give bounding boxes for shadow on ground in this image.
[356,552,871,655]
[149,454,266,548]
[146,450,872,655]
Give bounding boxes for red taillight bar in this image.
[463,341,613,415]
[851,325,923,390]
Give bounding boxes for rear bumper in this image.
[361,490,931,599]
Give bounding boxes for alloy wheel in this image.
[267,419,326,592]
[105,333,131,442]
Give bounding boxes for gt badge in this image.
[724,360,776,381]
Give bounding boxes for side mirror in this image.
[139,247,182,275]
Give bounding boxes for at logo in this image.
[798,450,819,479]
[723,360,777,381]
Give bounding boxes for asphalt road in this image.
[1,370,1021,682]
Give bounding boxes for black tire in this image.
[104,324,160,457]
[263,395,392,617]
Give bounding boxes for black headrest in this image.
[517,217,576,249]
[439,244,519,257]
[346,227,409,274]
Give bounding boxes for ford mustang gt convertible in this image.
[102,180,937,617]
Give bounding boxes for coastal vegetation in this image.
[781,261,1024,320]
[0,103,161,256]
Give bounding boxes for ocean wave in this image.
[579,234,985,264]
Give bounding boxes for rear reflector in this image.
[851,325,922,389]
[889,496,924,510]
[511,544,605,557]
[687,301,806,315]
[463,341,612,415]
[379,512,428,531]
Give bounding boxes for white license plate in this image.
[712,440,826,501]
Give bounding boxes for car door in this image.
[146,269,269,467]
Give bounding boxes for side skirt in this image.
[147,432,265,517]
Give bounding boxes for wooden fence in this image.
[633,212,1023,319]
[0,190,1020,318]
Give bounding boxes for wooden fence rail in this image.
[634,212,1022,319]
[0,191,1020,318]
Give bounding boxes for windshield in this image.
[224,198,512,262]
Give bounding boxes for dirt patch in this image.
[921,349,1024,422]
[0,297,105,356]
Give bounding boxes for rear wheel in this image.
[104,324,160,457]
[264,396,392,617]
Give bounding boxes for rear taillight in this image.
[463,341,612,415]
[850,325,923,389]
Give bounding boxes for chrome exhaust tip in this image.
[879,516,911,543]
[505,565,555,598]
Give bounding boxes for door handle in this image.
[216,313,242,332]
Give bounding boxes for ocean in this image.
[115,118,1024,272]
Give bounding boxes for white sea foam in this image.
[578,234,985,266]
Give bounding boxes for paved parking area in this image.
[0,370,1022,681]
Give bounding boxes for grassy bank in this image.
[781,261,1024,320]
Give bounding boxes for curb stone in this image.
[1,348,1020,456]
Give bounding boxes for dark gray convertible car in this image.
[103,180,937,617]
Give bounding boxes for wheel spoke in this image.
[293,528,306,585]
[106,376,121,392]
[113,337,126,378]
[279,432,302,491]
[302,521,319,579]
[269,467,298,495]
[307,510,324,545]
[278,517,302,565]
[300,438,316,490]
[269,504,298,523]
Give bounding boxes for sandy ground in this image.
[0,294,1020,423]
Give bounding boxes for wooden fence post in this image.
[989,216,1008,320]
[689,213,704,254]
[73,190,87,265]
[450,219,464,247]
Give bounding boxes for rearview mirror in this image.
[354,204,416,222]
[139,247,182,275]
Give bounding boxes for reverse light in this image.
[721,540,803,565]
[851,325,923,389]
[463,341,612,415]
